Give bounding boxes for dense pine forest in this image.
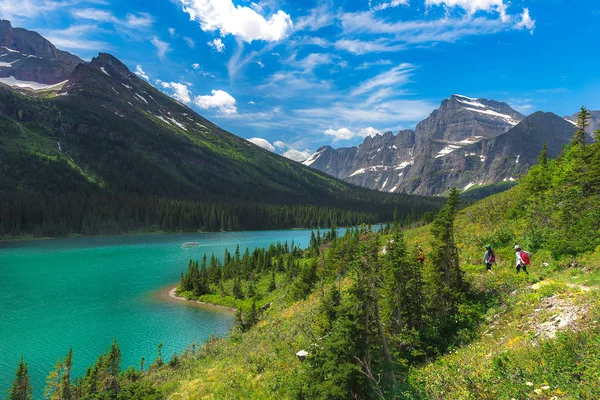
[7,110,600,399]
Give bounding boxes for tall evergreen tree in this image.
[9,356,33,400]
[574,106,591,147]
[425,187,464,345]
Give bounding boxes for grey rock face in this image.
[565,110,600,135]
[0,20,83,85]
[305,96,576,196]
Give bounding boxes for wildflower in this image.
[526,382,534,386]
[542,385,550,390]
[534,389,542,394]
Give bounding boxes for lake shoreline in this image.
[0,226,327,243]
[156,284,237,313]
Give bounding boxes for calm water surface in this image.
[0,229,318,397]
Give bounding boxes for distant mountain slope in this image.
[305,95,577,196]
[0,20,82,86]
[0,21,442,237]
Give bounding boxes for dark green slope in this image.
[0,53,441,237]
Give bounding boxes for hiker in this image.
[483,244,496,273]
[514,245,530,275]
[416,246,425,266]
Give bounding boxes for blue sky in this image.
[2,0,599,161]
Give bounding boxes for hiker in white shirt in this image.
[514,245,530,275]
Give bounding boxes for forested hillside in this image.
[0,53,441,238]
[7,111,600,399]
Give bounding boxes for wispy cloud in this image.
[151,36,170,59]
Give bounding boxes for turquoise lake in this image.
[0,229,320,397]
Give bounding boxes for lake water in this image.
[0,229,319,397]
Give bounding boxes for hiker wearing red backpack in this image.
[514,245,530,274]
[484,244,496,273]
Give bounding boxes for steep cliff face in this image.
[0,20,83,86]
[305,96,577,196]
[414,95,524,143]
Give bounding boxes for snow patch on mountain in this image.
[303,148,327,167]
[0,76,68,91]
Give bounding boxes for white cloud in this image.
[42,25,109,51]
[134,65,149,80]
[425,0,507,20]
[294,4,334,31]
[247,137,275,151]
[208,38,225,52]
[168,27,176,36]
[515,8,535,33]
[351,63,415,96]
[324,128,355,140]
[71,8,155,29]
[371,0,409,12]
[194,89,237,114]
[183,36,196,48]
[273,140,286,148]
[356,59,393,69]
[124,12,154,28]
[323,127,381,141]
[250,2,263,13]
[338,6,535,51]
[257,60,264,68]
[293,52,335,72]
[283,149,311,162]
[0,0,72,21]
[157,80,192,104]
[177,0,293,42]
[192,63,201,70]
[248,100,255,104]
[334,39,406,55]
[359,127,380,137]
[151,36,170,59]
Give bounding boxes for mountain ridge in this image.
[305,95,582,196]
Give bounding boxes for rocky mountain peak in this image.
[90,53,132,78]
[0,20,82,86]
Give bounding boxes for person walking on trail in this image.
[484,244,496,273]
[514,245,530,275]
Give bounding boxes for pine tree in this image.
[106,337,121,395]
[45,358,63,400]
[234,308,245,332]
[62,348,73,400]
[383,230,424,335]
[9,356,33,400]
[425,187,464,345]
[268,270,276,292]
[246,300,258,328]
[538,142,548,169]
[154,343,164,368]
[233,276,244,299]
[574,106,590,147]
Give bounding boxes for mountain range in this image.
[304,94,594,196]
[0,20,440,237]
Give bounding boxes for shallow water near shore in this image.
[0,229,319,397]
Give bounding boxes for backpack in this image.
[489,254,496,263]
[520,251,531,265]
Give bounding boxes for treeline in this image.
[0,190,438,237]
